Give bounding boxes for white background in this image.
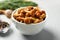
[0,0,60,40]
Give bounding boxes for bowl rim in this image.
[11,7,47,25]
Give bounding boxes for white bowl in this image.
[11,7,46,35]
[0,15,10,33]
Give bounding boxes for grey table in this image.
[0,0,60,40]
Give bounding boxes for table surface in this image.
[0,0,60,40]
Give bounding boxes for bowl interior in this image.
[11,7,46,25]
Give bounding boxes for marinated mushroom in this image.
[13,6,46,24]
[0,20,9,29]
